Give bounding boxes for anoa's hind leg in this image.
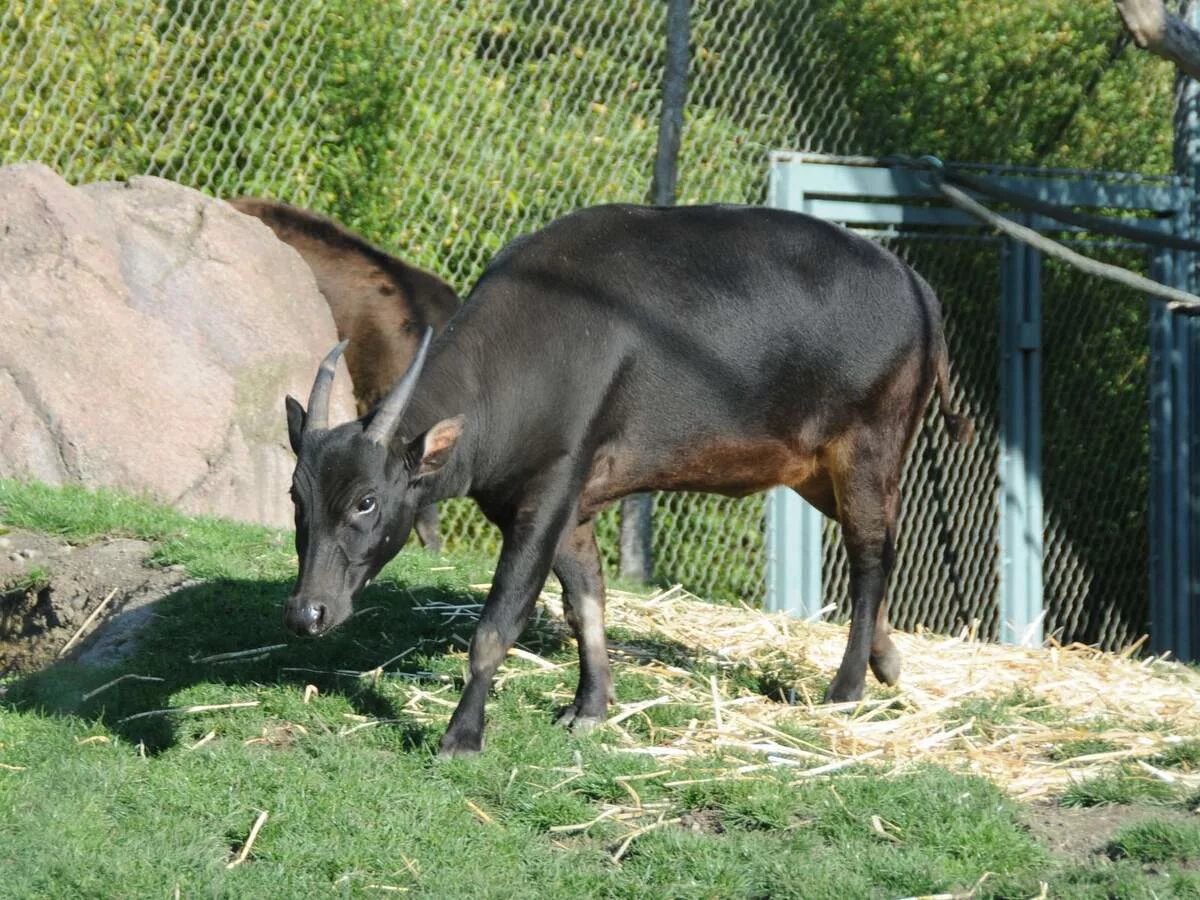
[823,443,902,704]
[869,596,901,686]
[791,473,901,689]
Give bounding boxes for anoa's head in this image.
[282,331,462,636]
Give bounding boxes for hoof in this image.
[438,731,482,758]
[554,704,606,734]
[869,650,901,686]
[822,678,865,705]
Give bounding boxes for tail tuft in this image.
[941,411,974,445]
[934,328,973,445]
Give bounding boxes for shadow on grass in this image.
[1,575,572,754]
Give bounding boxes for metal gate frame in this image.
[763,154,1200,660]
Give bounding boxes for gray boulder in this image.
[0,163,354,527]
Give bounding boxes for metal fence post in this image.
[761,154,824,616]
[998,234,1044,645]
[1149,256,1173,655]
[619,0,692,583]
[1192,312,1200,660]
[764,488,824,617]
[1152,0,1200,661]
[1149,246,1198,661]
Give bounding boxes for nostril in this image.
[305,604,326,633]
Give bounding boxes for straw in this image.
[470,582,1200,801]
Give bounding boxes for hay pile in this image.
[474,584,1200,801]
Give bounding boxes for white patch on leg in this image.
[579,594,607,650]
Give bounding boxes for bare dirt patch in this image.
[1022,802,1200,867]
[0,528,190,675]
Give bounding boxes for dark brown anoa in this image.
[229,197,460,415]
[281,203,975,758]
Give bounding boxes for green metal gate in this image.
[764,155,1199,659]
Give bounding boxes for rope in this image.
[934,178,1200,312]
[943,168,1200,254]
[785,152,1200,312]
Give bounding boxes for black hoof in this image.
[869,650,901,686]
[438,731,482,758]
[822,678,865,705]
[554,704,606,734]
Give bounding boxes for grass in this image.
[1046,738,1120,762]
[942,686,1067,740]
[1,479,1198,898]
[1109,819,1200,864]
[2,565,50,594]
[1156,740,1200,771]
[1059,766,1182,809]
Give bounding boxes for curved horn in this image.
[304,339,349,433]
[365,327,433,446]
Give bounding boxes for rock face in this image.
[0,163,354,527]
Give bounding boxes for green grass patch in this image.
[1046,738,1120,762]
[2,565,50,594]
[1109,819,1200,864]
[1156,740,1200,772]
[944,687,1066,739]
[1059,766,1180,808]
[0,480,1193,897]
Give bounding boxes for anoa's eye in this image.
[354,495,377,515]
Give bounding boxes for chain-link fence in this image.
[0,1,1175,640]
[1041,248,1151,649]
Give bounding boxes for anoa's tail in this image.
[935,329,974,445]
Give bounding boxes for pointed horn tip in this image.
[363,328,434,445]
[318,338,350,372]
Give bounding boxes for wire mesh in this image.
[0,0,330,202]
[1040,248,1151,649]
[0,0,1173,646]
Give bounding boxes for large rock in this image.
[0,163,354,527]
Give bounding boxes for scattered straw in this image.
[549,807,621,834]
[465,799,495,825]
[58,588,119,656]
[192,644,286,664]
[186,731,217,751]
[611,816,682,862]
[507,647,560,669]
[869,814,902,844]
[499,582,1200,802]
[608,696,670,727]
[339,719,402,737]
[81,674,165,702]
[1137,759,1200,786]
[117,701,259,724]
[709,675,724,731]
[226,809,269,869]
[896,874,990,900]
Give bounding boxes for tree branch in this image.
[1115,0,1200,80]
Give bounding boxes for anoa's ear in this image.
[408,415,465,478]
[285,395,306,454]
